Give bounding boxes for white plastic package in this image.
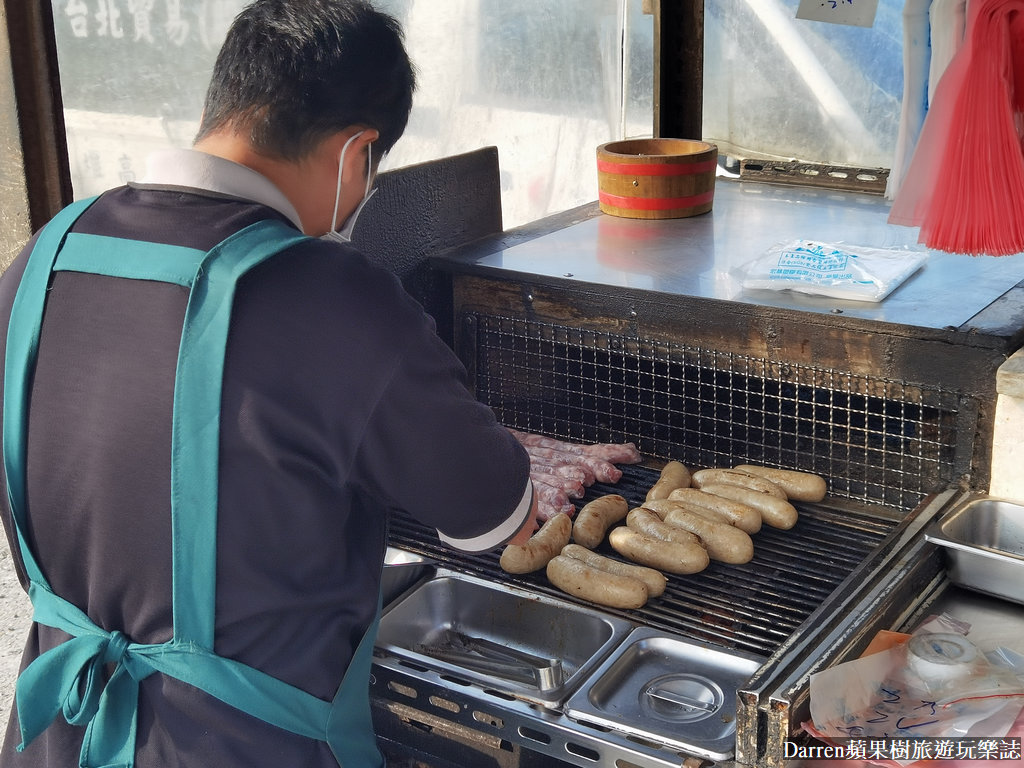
[807,625,1024,753]
[740,239,930,302]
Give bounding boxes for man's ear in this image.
[332,127,380,184]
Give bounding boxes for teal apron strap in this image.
[167,220,309,646]
[170,220,384,767]
[56,233,204,286]
[3,196,99,588]
[327,590,385,768]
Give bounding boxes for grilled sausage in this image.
[667,487,762,534]
[660,505,754,564]
[699,482,799,530]
[638,500,754,564]
[546,554,649,609]
[691,468,787,499]
[626,507,701,546]
[733,464,827,502]
[643,497,733,527]
[499,512,573,573]
[608,525,709,575]
[645,460,691,501]
[561,543,667,598]
[679,504,731,525]
[572,494,629,548]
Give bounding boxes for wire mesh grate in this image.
[466,314,964,511]
[389,465,895,658]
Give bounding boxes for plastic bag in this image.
[887,0,1024,256]
[808,625,1024,752]
[740,240,929,302]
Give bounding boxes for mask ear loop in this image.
[329,130,366,233]
[364,143,374,199]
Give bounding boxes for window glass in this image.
[703,0,903,169]
[53,0,231,192]
[52,0,654,227]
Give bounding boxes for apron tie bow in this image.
[15,626,156,768]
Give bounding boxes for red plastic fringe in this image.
[888,0,1024,256]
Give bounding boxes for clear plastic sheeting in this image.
[50,0,654,229]
[885,0,930,202]
[703,0,904,169]
[376,0,654,226]
[888,0,1024,256]
[885,0,967,202]
[928,0,968,107]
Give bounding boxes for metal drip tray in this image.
[564,627,765,762]
[375,569,632,707]
[925,496,1024,605]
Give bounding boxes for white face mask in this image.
[321,130,376,244]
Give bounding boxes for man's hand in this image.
[506,492,540,546]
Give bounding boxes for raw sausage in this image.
[667,487,762,534]
[532,471,585,499]
[572,494,629,548]
[510,430,642,464]
[733,464,827,502]
[529,460,589,484]
[523,446,621,484]
[546,555,649,609]
[691,468,787,499]
[561,543,666,598]
[645,460,691,501]
[532,481,576,521]
[700,482,799,530]
[527,448,596,485]
[499,512,573,573]
[608,525,709,575]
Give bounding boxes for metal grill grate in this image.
[464,314,965,511]
[388,465,895,659]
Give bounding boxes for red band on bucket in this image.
[599,189,715,211]
[597,158,718,176]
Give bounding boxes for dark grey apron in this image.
[3,196,385,768]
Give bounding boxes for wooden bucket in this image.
[596,138,718,219]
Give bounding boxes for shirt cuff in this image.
[437,478,534,554]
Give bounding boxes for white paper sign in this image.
[796,0,880,28]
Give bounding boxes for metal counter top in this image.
[468,179,1024,333]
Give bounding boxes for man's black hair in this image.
[195,0,415,159]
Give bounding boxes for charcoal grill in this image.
[387,465,897,660]
[376,469,950,767]
[369,179,1024,768]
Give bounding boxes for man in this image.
[0,1,536,766]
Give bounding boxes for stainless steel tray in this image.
[925,496,1024,605]
[374,568,633,707]
[564,626,765,762]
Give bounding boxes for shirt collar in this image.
[137,148,305,231]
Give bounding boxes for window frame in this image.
[3,0,73,233]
